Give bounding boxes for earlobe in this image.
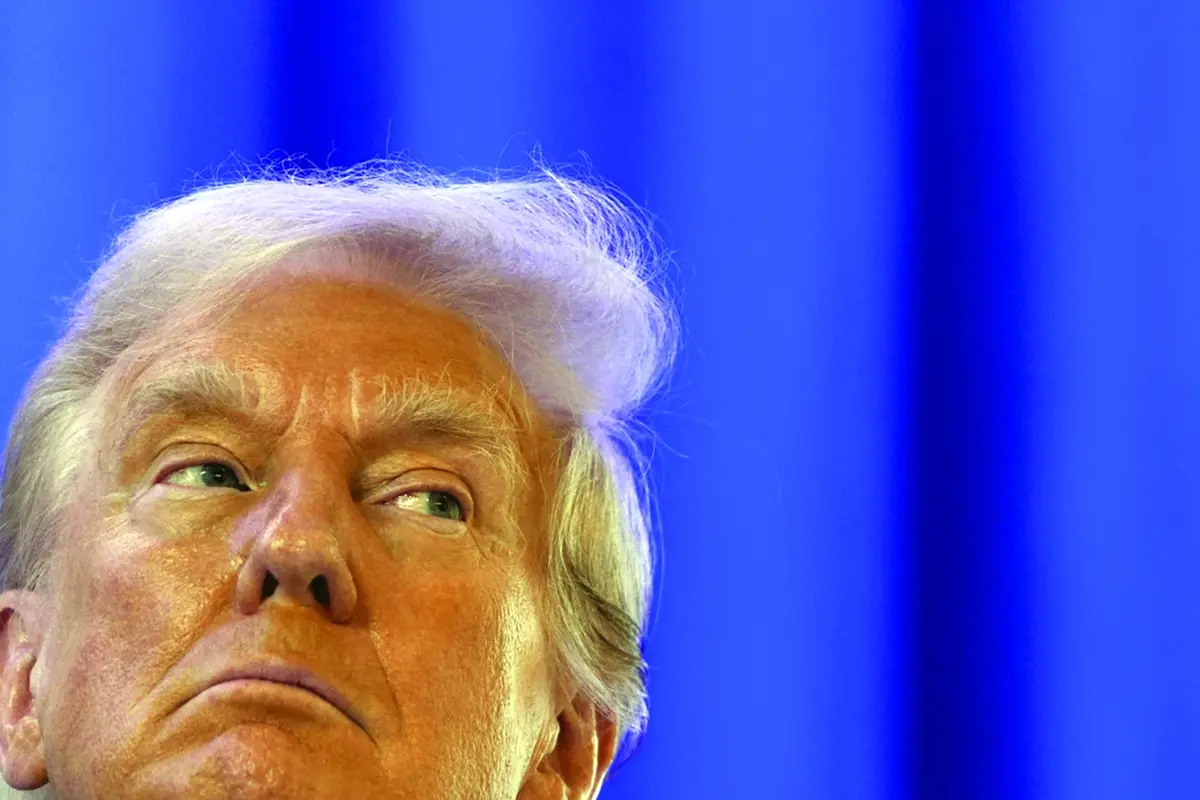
[519,694,619,800]
[0,591,49,790]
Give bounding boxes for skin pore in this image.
[0,267,616,798]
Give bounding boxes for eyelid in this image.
[375,479,473,522]
[149,446,253,488]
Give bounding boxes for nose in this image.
[233,471,358,623]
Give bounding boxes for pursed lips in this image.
[200,662,367,732]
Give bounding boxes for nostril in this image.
[261,572,279,602]
[310,575,330,609]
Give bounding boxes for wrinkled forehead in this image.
[87,268,555,470]
[131,266,508,378]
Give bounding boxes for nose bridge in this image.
[234,466,358,623]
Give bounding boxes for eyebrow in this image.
[112,360,526,483]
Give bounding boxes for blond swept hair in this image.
[0,164,677,758]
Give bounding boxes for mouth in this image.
[201,663,367,732]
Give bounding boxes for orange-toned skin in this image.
[0,274,615,798]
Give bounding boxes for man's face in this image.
[3,273,590,798]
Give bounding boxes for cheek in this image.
[41,524,232,751]
[367,561,554,750]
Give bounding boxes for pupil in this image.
[201,464,241,489]
[430,491,462,520]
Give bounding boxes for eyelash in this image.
[154,459,250,489]
[379,485,470,521]
[155,459,470,520]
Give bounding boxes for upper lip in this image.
[203,661,366,731]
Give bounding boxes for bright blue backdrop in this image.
[2,3,1198,799]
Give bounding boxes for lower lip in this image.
[186,679,366,734]
[199,679,341,715]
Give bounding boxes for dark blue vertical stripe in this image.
[910,1,1033,798]
[267,0,398,165]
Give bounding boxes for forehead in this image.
[203,277,506,385]
[133,274,516,395]
[93,271,546,457]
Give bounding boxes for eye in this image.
[389,490,466,521]
[161,462,251,492]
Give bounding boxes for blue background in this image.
[2,3,1198,798]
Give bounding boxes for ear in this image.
[0,590,50,790]
[519,693,618,800]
